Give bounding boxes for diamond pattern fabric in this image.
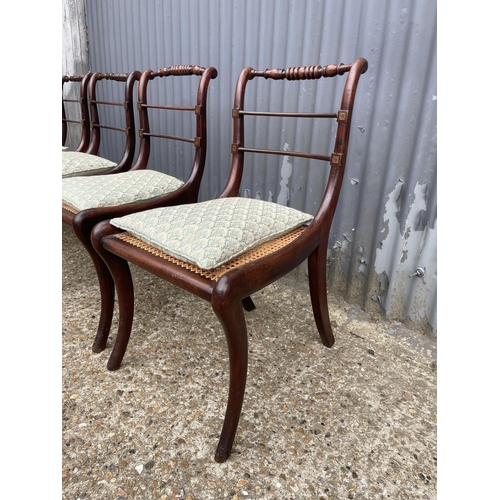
[110,197,313,270]
[62,170,184,211]
[62,151,118,178]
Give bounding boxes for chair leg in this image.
[212,299,248,463]
[242,296,256,311]
[72,216,115,353]
[103,255,135,371]
[91,224,136,371]
[307,244,335,347]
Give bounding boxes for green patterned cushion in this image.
[62,151,118,178]
[110,197,313,270]
[62,170,184,211]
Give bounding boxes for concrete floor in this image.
[62,225,437,500]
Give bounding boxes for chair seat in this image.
[62,169,184,212]
[62,151,118,178]
[115,225,307,281]
[110,197,313,270]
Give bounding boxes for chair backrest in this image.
[130,65,218,195]
[221,59,368,234]
[62,72,92,152]
[87,71,142,172]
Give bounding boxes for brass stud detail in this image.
[331,153,342,165]
[337,110,348,123]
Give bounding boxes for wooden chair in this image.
[62,71,141,178]
[62,73,92,152]
[63,65,218,355]
[91,59,368,462]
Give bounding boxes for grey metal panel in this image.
[80,0,437,333]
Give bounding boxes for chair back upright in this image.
[222,59,369,236]
[62,72,92,152]
[87,71,142,172]
[130,65,218,198]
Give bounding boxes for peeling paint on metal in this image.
[374,181,437,329]
[375,179,405,266]
[277,143,292,206]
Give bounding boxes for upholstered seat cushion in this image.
[110,197,313,270]
[62,151,118,178]
[62,170,184,211]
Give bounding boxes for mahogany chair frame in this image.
[91,58,368,462]
[83,71,141,173]
[62,73,92,152]
[63,65,218,355]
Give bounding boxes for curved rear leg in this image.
[73,214,115,353]
[103,255,134,371]
[242,296,256,311]
[91,221,135,371]
[307,244,335,347]
[211,298,248,463]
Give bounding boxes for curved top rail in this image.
[147,65,213,79]
[62,74,85,83]
[93,72,132,82]
[249,63,355,81]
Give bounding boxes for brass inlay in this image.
[330,153,342,165]
[337,110,348,123]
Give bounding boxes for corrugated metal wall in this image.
[64,0,437,334]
